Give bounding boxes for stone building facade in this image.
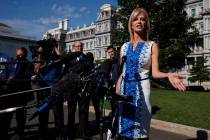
[183,0,210,89]
[43,4,117,60]
[185,0,210,70]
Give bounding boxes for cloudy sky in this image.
[0,0,118,40]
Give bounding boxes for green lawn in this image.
[102,89,210,130]
[151,89,210,130]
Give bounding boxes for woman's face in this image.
[131,12,146,34]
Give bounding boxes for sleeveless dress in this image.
[118,41,153,139]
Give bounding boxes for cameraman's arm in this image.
[54,46,61,56]
[31,53,41,80]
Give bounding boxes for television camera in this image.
[29,38,58,60]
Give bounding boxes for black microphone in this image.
[122,56,127,63]
[118,56,127,76]
[81,64,101,81]
[107,93,133,103]
[88,64,101,74]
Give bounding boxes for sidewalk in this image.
[151,119,210,140]
[89,106,209,140]
[10,104,207,140]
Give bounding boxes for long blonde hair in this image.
[128,8,150,42]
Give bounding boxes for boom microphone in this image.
[81,64,101,79]
[28,95,60,121]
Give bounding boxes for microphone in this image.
[108,93,133,103]
[89,64,101,73]
[29,64,100,121]
[122,56,127,63]
[81,64,101,81]
[118,56,127,76]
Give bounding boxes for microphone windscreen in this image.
[99,59,113,74]
[61,52,82,62]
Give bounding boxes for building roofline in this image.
[0,34,37,42]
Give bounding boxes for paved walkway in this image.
[9,104,198,140]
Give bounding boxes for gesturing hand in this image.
[168,73,186,91]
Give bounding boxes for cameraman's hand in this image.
[54,46,61,56]
[38,47,43,53]
[31,75,37,80]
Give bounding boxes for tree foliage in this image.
[113,0,199,71]
[188,57,210,86]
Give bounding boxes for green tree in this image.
[113,0,199,71]
[188,57,210,86]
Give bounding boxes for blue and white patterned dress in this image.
[118,41,153,139]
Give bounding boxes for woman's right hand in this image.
[168,73,186,91]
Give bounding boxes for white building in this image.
[185,0,210,69]
[43,2,210,88]
[0,23,36,58]
[44,4,117,60]
[183,0,210,89]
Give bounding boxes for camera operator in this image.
[51,41,94,140]
[30,38,63,140]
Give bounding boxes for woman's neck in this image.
[132,33,146,47]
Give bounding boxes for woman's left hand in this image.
[168,73,186,91]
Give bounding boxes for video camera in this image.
[29,38,58,59]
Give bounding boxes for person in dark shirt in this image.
[9,47,34,140]
[106,46,120,117]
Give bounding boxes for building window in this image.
[70,34,73,39]
[187,57,194,65]
[99,50,101,58]
[99,25,101,32]
[76,32,80,38]
[86,42,89,49]
[105,23,108,31]
[98,38,101,46]
[90,41,93,48]
[201,6,203,14]
[90,29,94,35]
[191,8,195,17]
[199,22,203,31]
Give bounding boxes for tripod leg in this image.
[99,98,104,140]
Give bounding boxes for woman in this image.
[116,8,186,140]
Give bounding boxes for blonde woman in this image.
[116,8,186,140]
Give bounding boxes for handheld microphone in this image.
[106,93,133,103]
[118,56,127,76]
[122,56,127,63]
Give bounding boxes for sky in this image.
[0,0,118,40]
